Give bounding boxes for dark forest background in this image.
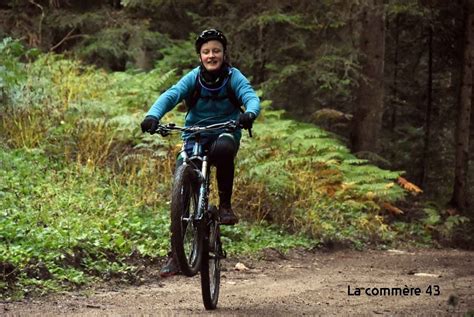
[2,0,472,214]
[1,0,473,297]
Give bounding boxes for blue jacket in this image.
[146,66,260,141]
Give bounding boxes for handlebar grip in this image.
[160,130,170,137]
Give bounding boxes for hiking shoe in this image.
[159,254,180,278]
[219,206,239,225]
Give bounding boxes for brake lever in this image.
[236,122,253,137]
[157,127,170,137]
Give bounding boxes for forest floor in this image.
[2,248,473,316]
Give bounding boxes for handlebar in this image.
[155,120,252,138]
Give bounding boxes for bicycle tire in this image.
[171,164,202,277]
[200,220,221,310]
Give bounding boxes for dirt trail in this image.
[2,249,473,316]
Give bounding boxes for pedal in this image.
[208,205,219,220]
[219,249,227,259]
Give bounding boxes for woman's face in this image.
[199,40,224,72]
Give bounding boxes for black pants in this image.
[176,133,239,208]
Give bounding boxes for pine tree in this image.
[350,0,385,153]
[451,0,473,213]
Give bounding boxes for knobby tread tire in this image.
[170,164,202,277]
[200,222,220,310]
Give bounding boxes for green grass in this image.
[0,147,315,299]
[0,148,167,296]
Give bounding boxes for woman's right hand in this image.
[140,115,159,133]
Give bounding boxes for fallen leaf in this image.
[382,202,404,215]
[387,249,408,254]
[397,177,423,194]
[414,273,440,277]
[446,208,458,216]
[235,262,249,271]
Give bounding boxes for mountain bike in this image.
[156,120,240,310]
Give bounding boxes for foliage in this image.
[76,23,171,71]
[222,223,313,255]
[235,102,406,245]
[0,34,470,299]
[0,47,320,299]
[0,148,169,297]
[383,0,471,203]
[0,146,314,299]
[0,38,24,93]
[189,1,360,116]
[1,0,473,208]
[0,38,39,104]
[154,37,198,75]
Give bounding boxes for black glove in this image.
[141,115,159,133]
[238,112,256,130]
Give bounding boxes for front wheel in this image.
[201,219,221,310]
[171,164,202,277]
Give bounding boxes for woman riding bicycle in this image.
[140,28,260,277]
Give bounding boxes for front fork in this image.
[193,156,225,259]
[197,157,209,221]
[182,150,224,258]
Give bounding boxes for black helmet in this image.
[195,29,227,53]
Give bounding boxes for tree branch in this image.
[29,0,45,45]
[49,28,87,51]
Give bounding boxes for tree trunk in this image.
[351,0,385,153]
[390,15,400,134]
[451,0,473,213]
[420,17,434,188]
[256,23,266,84]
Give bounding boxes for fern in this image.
[0,48,418,254]
[235,103,408,244]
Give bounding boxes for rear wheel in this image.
[201,219,221,310]
[171,164,202,277]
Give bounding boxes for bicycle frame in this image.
[158,119,240,222]
[156,119,242,309]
